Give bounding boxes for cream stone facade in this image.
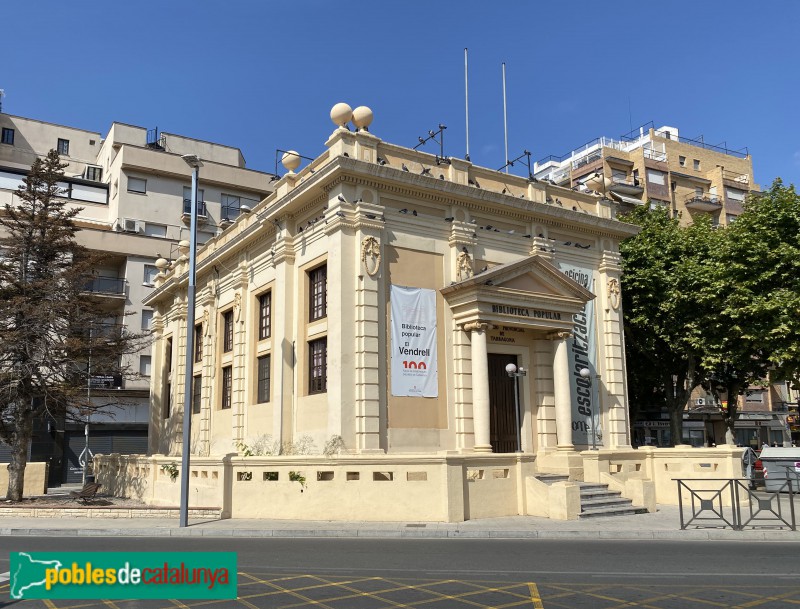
[0,112,273,483]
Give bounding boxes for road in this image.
[1,536,797,608]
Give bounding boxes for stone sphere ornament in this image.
[330,102,353,128]
[352,106,374,131]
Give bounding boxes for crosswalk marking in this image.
[0,571,9,583]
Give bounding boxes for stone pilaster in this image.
[597,249,630,448]
[532,338,557,450]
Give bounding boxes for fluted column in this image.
[465,321,492,452]
[551,331,574,451]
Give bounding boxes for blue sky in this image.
[2,1,798,186]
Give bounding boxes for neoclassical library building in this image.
[100,105,738,521]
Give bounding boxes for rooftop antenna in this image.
[414,124,448,164]
[502,63,509,174]
[0,90,5,114]
[464,48,470,162]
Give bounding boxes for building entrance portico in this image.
[441,255,596,458]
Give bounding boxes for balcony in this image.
[643,147,668,163]
[82,276,127,298]
[608,175,644,196]
[684,192,723,212]
[182,199,208,224]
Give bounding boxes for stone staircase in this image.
[536,474,648,518]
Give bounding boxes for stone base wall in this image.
[0,462,48,497]
[96,453,537,522]
[0,507,220,519]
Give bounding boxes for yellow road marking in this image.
[528,583,544,609]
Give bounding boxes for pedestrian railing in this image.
[677,478,796,531]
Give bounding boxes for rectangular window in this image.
[1,128,14,145]
[57,138,70,155]
[695,186,704,197]
[679,155,686,167]
[143,264,158,285]
[192,375,202,414]
[165,337,173,375]
[139,355,152,377]
[183,187,206,216]
[258,292,271,340]
[163,381,172,419]
[194,324,203,362]
[745,390,765,403]
[725,187,746,202]
[693,159,701,171]
[223,310,234,353]
[309,337,327,394]
[257,355,271,403]
[646,169,666,186]
[127,177,147,194]
[221,194,240,221]
[221,366,232,409]
[309,264,327,321]
[85,165,103,181]
[141,309,154,330]
[726,214,738,224]
[649,199,668,210]
[143,223,167,238]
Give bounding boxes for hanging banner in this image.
[559,263,599,446]
[391,286,438,397]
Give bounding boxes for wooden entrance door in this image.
[488,354,519,453]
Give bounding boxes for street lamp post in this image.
[579,367,599,450]
[505,363,526,453]
[179,154,203,528]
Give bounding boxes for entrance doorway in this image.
[488,354,520,453]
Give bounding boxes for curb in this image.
[1,527,798,542]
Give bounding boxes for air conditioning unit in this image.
[695,398,706,406]
[122,218,142,233]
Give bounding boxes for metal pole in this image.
[589,375,600,450]
[513,375,522,453]
[502,62,509,173]
[464,48,470,162]
[83,323,91,485]
[179,165,199,528]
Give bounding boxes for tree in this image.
[0,150,148,501]
[620,206,719,445]
[704,180,800,442]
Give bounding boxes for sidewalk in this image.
[2,502,799,541]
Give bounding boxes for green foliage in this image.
[288,471,306,488]
[160,463,179,481]
[621,181,800,444]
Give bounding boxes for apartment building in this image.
[533,122,756,227]
[533,123,793,447]
[0,112,274,484]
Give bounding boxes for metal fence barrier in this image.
[677,478,796,531]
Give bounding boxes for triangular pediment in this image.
[499,272,561,295]
[441,254,594,303]
[441,255,595,331]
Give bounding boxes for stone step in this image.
[580,497,634,509]
[579,489,623,500]
[579,505,649,518]
[578,483,611,493]
[535,474,570,485]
